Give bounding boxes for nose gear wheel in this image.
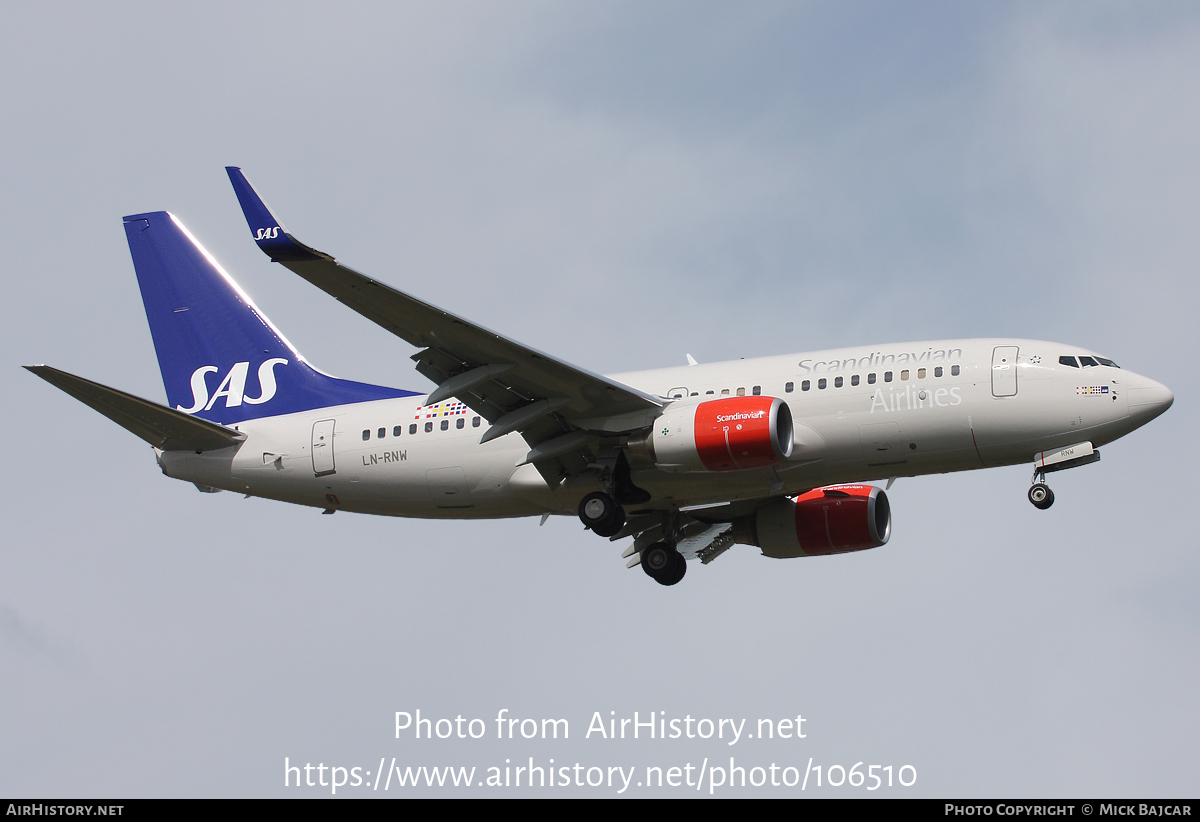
[1028,483,1054,510]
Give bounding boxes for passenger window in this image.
[706,390,715,395]
[690,392,698,397]
[801,380,810,391]
[456,418,465,429]
[410,424,417,435]
[1059,356,1078,368]
[851,374,860,386]
[736,387,745,396]
[818,378,827,389]
[425,422,433,433]
[441,420,449,431]
[785,382,794,393]
[934,367,943,377]
[362,429,370,441]
[721,389,730,396]
[834,376,843,388]
[378,427,386,439]
[393,426,403,437]
[951,365,960,376]
[901,370,910,381]
[884,371,893,382]
[868,373,876,384]
[472,417,481,427]
[918,368,926,379]
[752,385,761,395]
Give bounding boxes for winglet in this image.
[225,167,324,263]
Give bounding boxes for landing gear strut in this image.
[578,491,626,537]
[640,542,687,586]
[1028,465,1055,510]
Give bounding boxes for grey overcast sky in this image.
[2,1,1197,797]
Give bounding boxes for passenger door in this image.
[991,346,1019,397]
[311,419,336,476]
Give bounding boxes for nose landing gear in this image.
[1028,482,1055,510]
[1026,441,1101,510]
[1028,463,1055,509]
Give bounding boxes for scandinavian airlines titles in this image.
[798,346,963,375]
[716,411,766,423]
[870,385,962,413]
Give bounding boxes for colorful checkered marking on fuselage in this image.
[414,401,470,420]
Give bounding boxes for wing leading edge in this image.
[225,167,663,486]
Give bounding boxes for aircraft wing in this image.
[25,365,246,452]
[226,167,663,485]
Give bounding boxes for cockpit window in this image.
[1059,356,1078,368]
[1079,356,1099,367]
[1095,357,1120,368]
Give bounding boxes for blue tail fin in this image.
[123,211,419,425]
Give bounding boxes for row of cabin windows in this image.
[784,365,961,393]
[363,416,482,441]
[672,365,964,399]
[670,386,762,399]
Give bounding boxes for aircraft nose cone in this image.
[1126,372,1173,427]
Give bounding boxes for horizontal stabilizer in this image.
[25,365,246,452]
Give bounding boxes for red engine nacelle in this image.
[752,485,891,558]
[641,396,794,472]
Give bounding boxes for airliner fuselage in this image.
[158,338,1169,520]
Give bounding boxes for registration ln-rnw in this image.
[27,168,1174,586]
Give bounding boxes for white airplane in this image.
[27,168,1174,586]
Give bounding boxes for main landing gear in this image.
[577,453,647,538]
[578,491,626,537]
[640,541,687,586]
[576,475,688,586]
